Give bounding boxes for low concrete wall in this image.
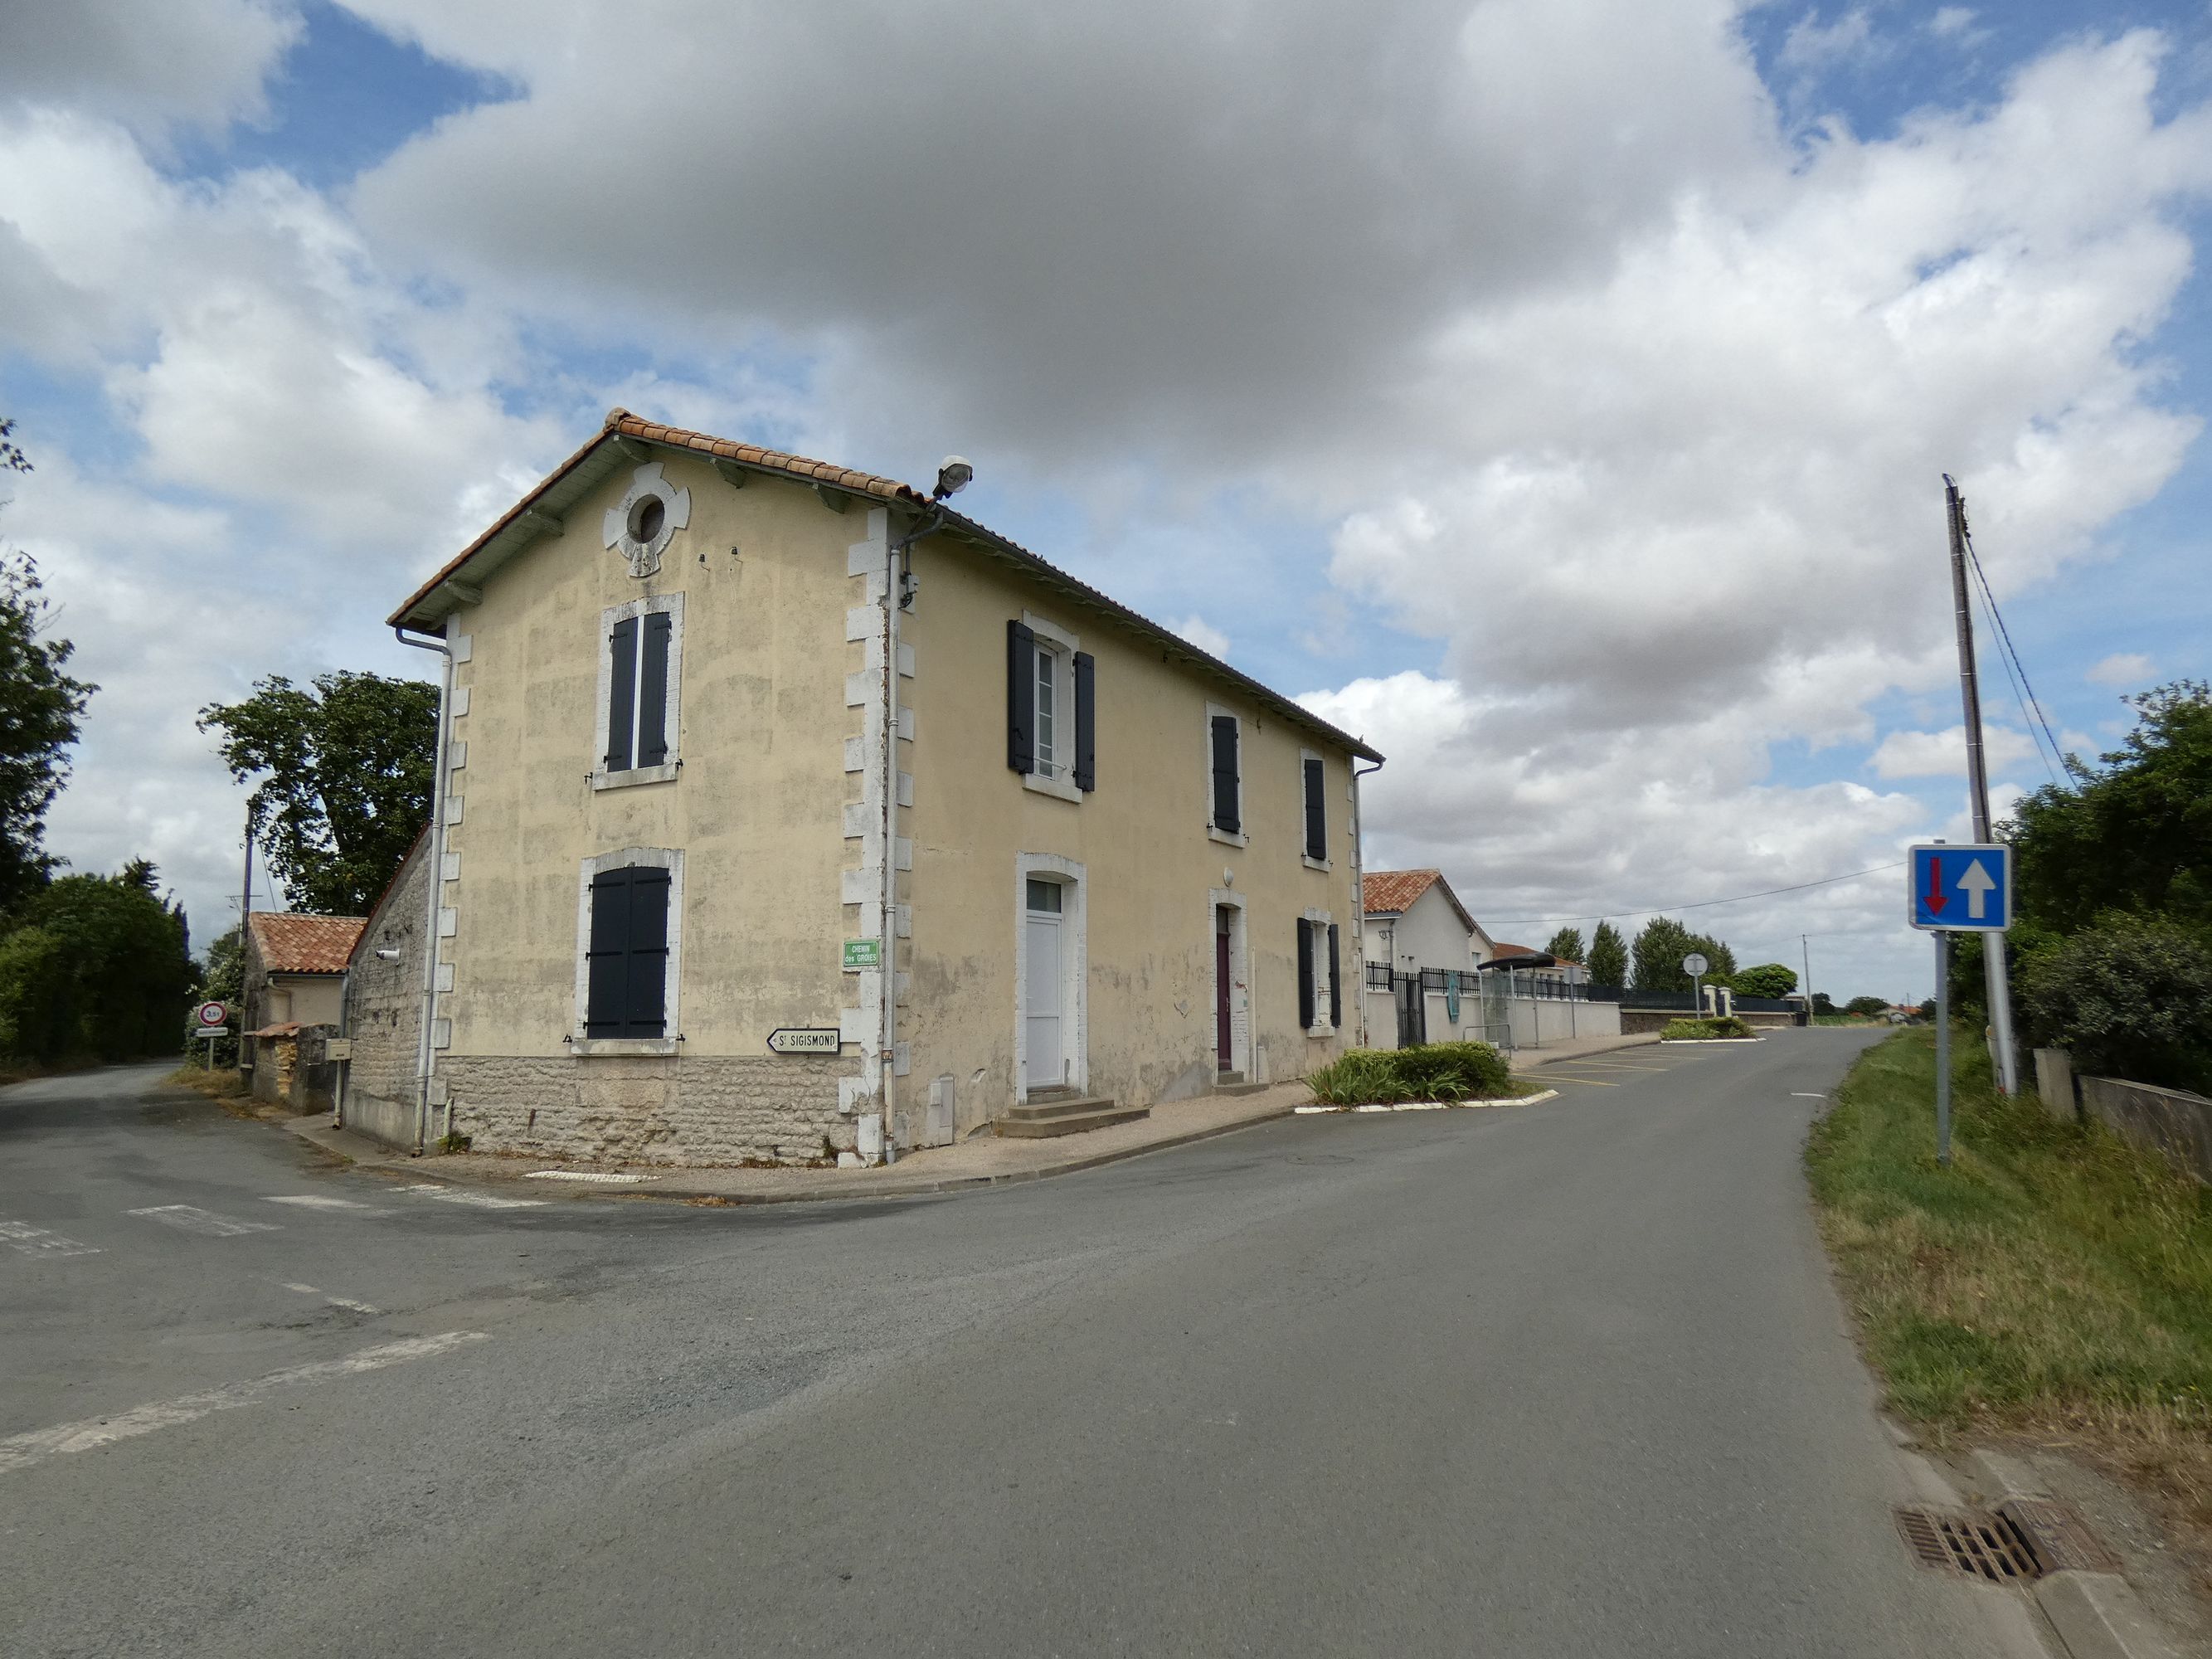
[2033,1048,2074,1121]
[343,1087,418,1151]
[2079,1073,2212,1185]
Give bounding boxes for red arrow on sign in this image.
[1924,855,1947,915]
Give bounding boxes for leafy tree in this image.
[1631,917,1702,991]
[1586,921,1627,988]
[0,863,192,1061]
[2015,918,2212,1094]
[2007,681,2212,933]
[0,416,29,474]
[1542,927,1585,966]
[0,549,97,912]
[1687,932,1738,980]
[1844,995,1892,1018]
[1731,962,1798,999]
[189,922,246,1068]
[198,671,437,914]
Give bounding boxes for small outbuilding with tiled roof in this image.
[241,912,364,1107]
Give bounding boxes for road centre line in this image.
[0,1221,100,1258]
[0,1332,488,1477]
[126,1205,277,1237]
[282,1283,381,1315]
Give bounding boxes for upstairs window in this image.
[1007,619,1094,794]
[597,596,682,785]
[1302,753,1327,863]
[1208,712,1242,839]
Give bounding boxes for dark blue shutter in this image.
[1007,620,1035,774]
[638,611,673,766]
[625,868,670,1037]
[1328,923,1341,1027]
[1297,920,1315,1029]
[605,615,638,772]
[1209,715,1240,833]
[586,865,671,1039]
[1072,651,1096,791]
[585,869,631,1037]
[1304,757,1326,861]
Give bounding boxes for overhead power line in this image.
[1483,861,1907,928]
[1961,523,2069,791]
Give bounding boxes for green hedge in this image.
[1305,1041,1515,1105]
[1660,1015,1756,1040]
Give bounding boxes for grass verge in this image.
[1807,1027,2212,1535]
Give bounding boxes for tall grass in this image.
[1808,1028,2212,1523]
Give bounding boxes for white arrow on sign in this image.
[1958,859,1996,920]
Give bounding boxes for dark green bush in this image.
[1660,1015,1756,1040]
[2015,917,2212,1095]
[1305,1041,1514,1105]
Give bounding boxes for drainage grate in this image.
[1894,1506,2041,1584]
[1997,1498,2124,1576]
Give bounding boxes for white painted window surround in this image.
[1302,907,1337,1037]
[1300,747,1330,871]
[571,846,683,1057]
[592,592,683,791]
[1021,611,1082,804]
[1014,854,1087,1098]
[1204,702,1246,848]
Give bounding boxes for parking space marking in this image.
[125,1205,278,1237]
[0,1221,102,1258]
[265,1194,395,1216]
[282,1282,382,1315]
[398,1184,548,1210]
[0,1332,489,1476]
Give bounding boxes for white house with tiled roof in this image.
[381,410,1382,1165]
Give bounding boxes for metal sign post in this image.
[1682,951,1709,1017]
[1909,844,2011,1166]
[1933,932,1952,1166]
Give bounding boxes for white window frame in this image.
[1204,702,1246,847]
[1013,853,1087,1099]
[1021,610,1082,804]
[1299,747,1331,871]
[1301,907,1337,1038]
[572,845,683,1057]
[592,592,684,791]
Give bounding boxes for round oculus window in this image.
[628,494,666,546]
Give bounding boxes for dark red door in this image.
[1216,924,1233,1068]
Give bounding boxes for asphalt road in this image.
[2,1036,2039,1657]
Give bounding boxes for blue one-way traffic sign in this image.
[1908,843,2012,932]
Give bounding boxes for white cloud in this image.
[1173,615,1231,659]
[2086,650,2152,687]
[1779,8,1880,74]
[1929,8,1983,43]
[0,0,301,139]
[1866,724,2039,778]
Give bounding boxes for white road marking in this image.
[281,1283,382,1315]
[265,1194,394,1215]
[1791,1092,1827,1099]
[0,1332,489,1476]
[0,1221,101,1258]
[398,1184,547,1209]
[126,1205,277,1237]
[524,1170,648,1183]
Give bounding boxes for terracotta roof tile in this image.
[248,912,367,975]
[1362,869,1442,915]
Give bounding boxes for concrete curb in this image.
[1965,1450,2180,1659]
[284,1102,1298,1206]
[1291,1089,1559,1115]
[1655,1037,1769,1046]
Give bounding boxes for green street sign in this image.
[843,938,882,970]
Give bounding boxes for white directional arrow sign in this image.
[1958,858,1996,920]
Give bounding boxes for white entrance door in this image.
[1024,878,1063,1090]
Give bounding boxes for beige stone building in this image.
[385,410,1383,1165]
[241,912,364,1106]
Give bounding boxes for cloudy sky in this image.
[2,0,2208,1001]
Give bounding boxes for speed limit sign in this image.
[196,1001,229,1029]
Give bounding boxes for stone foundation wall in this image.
[440,1054,858,1165]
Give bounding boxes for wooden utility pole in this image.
[1944,478,2020,1095]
